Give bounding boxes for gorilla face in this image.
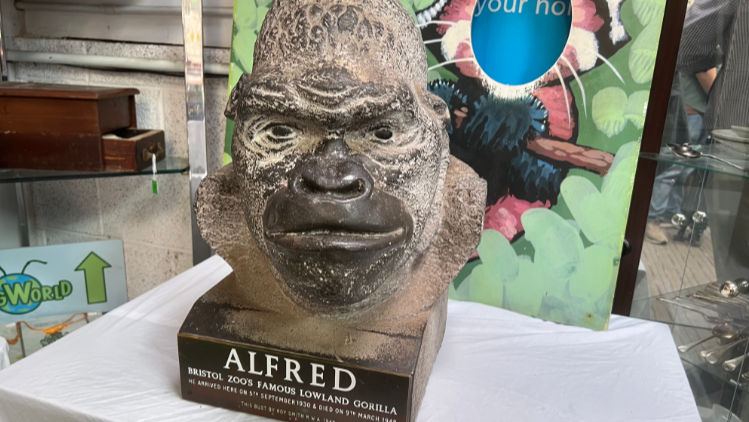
[228,67,449,313]
[225,0,451,314]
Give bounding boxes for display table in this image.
[0,256,700,421]
[0,337,8,371]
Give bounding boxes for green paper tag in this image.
[152,180,158,195]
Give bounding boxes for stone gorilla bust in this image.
[185,4,485,417]
[196,0,485,324]
[225,0,452,314]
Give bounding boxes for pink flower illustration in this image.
[484,195,551,241]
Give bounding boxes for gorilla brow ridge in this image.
[243,83,419,128]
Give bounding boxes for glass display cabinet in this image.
[619,0,749,419]
[633,144,749,421]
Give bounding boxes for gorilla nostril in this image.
[289,158,374,200]
[299,176,367,200]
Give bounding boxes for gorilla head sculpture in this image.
[224,0,453,314]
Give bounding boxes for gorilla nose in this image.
[290,158,373,201]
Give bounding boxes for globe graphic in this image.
[0,274,42,314]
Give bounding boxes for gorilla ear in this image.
[423,89,450,130]
[225,73,250,120]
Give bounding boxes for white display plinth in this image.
[0,256,700,422]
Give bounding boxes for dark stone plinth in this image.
[179,273,448,422]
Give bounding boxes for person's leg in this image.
[684,113,709,246]
[648,164,685,244]
[665,166,695,220]
[648,75,691,244]
[650,164,685,219]
[687,113,709,215]
[687,114,708,145]
[665,114,704,220]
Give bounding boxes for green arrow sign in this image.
[75,252,111,304]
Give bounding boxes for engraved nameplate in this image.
[178,335,411,422]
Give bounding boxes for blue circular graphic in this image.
[0,274,42,315]
[471,0,572,85]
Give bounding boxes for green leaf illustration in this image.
[230,1,271,78]
[608,141,640,174]
[256,6,270,30]
[561,176,617,246]
[234,0,258,32]
[468,263,503,307]
[569,245,616,301]
[414,0,436,9]
[562,143,638,249]
[601,156,637,226]
[624,90,650,129]
[397,0,419,21]
[400,0,436,14]
[505,260,546,317]
[629,23,660,84]
[592,87,628,137]
[233,31,258,73]
[455,273,473,300]
[632,0,665,26]
[477,229,520,284]
[521,209,583,279]
[448,282,459,300]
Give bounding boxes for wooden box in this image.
[0,82,157,171]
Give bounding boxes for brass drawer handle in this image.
[142,143,165,161]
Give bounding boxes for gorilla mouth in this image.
[265,227,407,252]
[262,183,414,254]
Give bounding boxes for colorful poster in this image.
[223,0,666,330]
[0,240,128,323]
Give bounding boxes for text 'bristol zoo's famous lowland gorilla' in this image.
[181,0,487,419]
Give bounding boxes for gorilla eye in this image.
[374,127,393,141]
[270,125,295,138]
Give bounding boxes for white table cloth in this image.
[0,337,8,371]
[0,256,700,422]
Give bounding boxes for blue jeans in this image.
[687,114,708,145]
[649,114,707,221]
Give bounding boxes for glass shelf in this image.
[635,282,749,392]
[682,354,749,394]
[672,323,749,394]
[639,145,749,180]
[632,282,749,331]
[0,157,189,184]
